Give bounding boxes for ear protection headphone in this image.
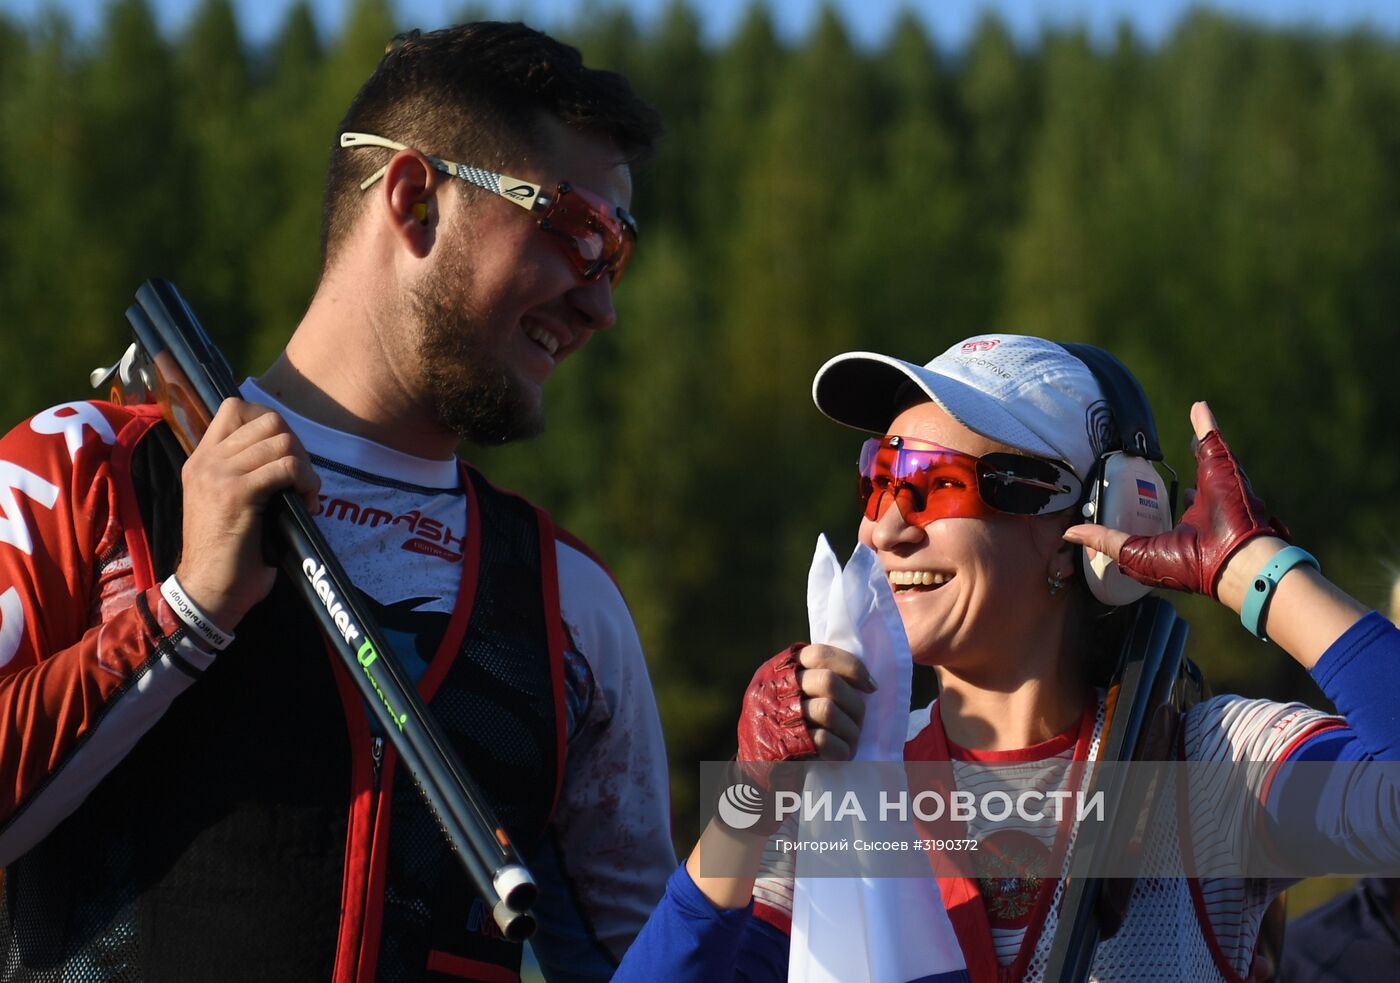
[1058,343,1177,606]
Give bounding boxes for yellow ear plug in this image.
[412,203,428,224]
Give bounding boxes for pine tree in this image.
[244,0,326,370]
[959,12,1040,327]
[846,12,967,356]
[175,0,259,369]
[0,11,101,416]
[697,2,783,280]
[561,0,644,86]
[71,0,190,374]
[630,0,708,235]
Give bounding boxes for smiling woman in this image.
[859,399,1088,682]
[612,333,1400,983]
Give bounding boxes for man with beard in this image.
[0,23,673,983]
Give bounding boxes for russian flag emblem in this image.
[1136,479,1158,500]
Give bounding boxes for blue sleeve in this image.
[1289,612,1400,762]
[611,864,786,983]
[734,914,790,981]
[1261,613,1400,874]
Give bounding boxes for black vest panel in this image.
[0,426,563,983]
[376,467,561,982]
[1,422,350,982]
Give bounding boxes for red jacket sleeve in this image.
[0,401,214,861]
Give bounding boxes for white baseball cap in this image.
[811,334,1111,480]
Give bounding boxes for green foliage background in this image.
[2,0,1399,854]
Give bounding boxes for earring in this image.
[1048,571,1066,596]
[412,202,428,224]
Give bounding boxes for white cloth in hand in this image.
[787,536,967,983]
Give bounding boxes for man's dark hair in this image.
[320,21,662,272]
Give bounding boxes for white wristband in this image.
[160,575,235,652]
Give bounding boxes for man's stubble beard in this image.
[411,240,546,446]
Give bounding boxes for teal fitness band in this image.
[1240,545,1319,642]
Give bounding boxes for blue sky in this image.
[2,0,1399,48]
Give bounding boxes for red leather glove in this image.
[737,643,817,788]
[1117,430,1290,598]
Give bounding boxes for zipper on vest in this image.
[370,736,384,793]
